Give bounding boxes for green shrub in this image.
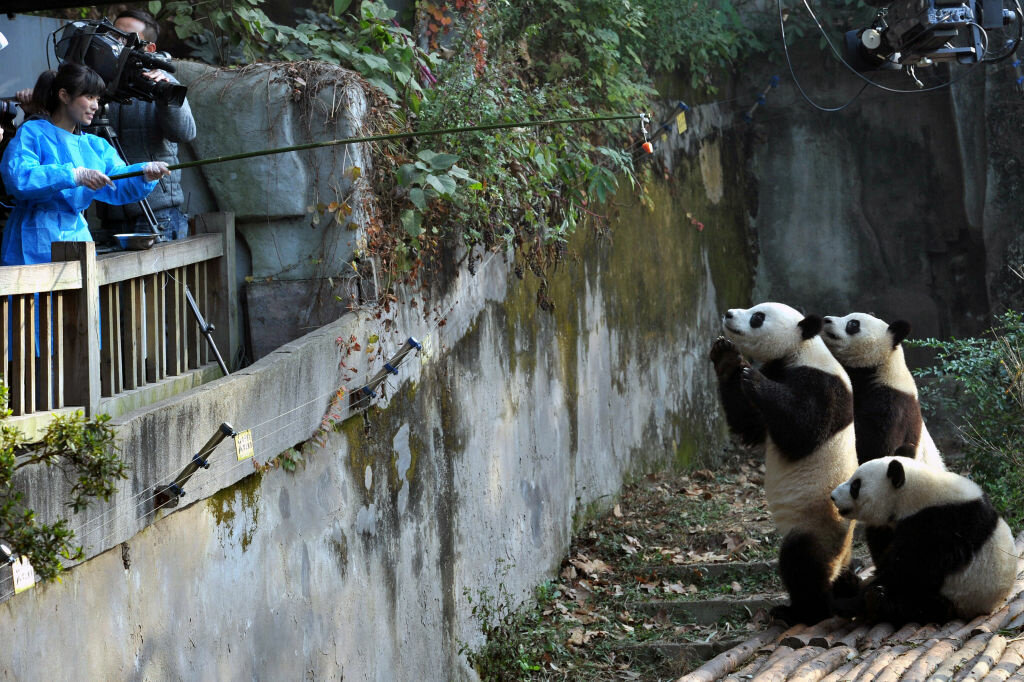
[912,310,1024,529]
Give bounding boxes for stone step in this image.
[641,560,777,584]
[627,597,783,625]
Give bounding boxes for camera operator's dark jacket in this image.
[100,73,196,222]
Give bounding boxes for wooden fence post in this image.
[194,213,237,372]
[51,242,101,416]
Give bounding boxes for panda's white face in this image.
[722,302,811,363]
[830,457,900,526]
[822,313,904,369]
[831,456,977,525]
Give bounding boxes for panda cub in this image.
[831,457,1018,624]
[821,312,944,469]
[710,302,860,624]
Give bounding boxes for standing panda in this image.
[821,312,945,469]
[709,302,860,624]
[831,456,1018,624]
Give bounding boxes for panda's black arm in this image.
[853,403,902,463]
[742,366,849,460]
[716,369,767,446]
[710,338,766,446]
[852,381,922,461]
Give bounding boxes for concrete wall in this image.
[742,41,1024,339]
[0,97,752,678]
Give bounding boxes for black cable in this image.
[982,0,1024,63]
[782,0,990,107]
[779,0,873,111]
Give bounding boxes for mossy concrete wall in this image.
[0,102,752,679]
[742,42,1024,337]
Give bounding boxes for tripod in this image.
[85,103,162,238]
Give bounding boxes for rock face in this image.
[743,42,1024,338]
[174,61,373,358]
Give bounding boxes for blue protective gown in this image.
[1,119,158,265]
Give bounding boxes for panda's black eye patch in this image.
[750,312,765,328]
[846,320,860,335]
[851,478,861,499]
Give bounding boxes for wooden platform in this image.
[679,532,1024,681]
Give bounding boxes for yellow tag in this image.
[13,556,35,594]
[676,111,687,134]
[234,429,254,461]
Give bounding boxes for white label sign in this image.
[12,556,35,594]
[235,429,254,461]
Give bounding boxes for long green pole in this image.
[108,112,644,181]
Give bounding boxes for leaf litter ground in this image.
[503,449,841,680]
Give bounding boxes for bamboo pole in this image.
[838,647,887,681]
[788,645,857,682]
[862,623,897,649]
[882,621,970,682]
[810,624,855,649]
[957,635,1008,682]
[677,625,786,682]
[886,622,925,644]
[973,597,1024,638]
[927,633,994,682]
[751,645,826,682]
[726,654,770,679]
[821,655,863,682]
[854,644,910,682]
[106,113,645,180]
[835,625,872,649]
[781,617,850,648]
[958,636,1022,682]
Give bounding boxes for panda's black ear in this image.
[889,320,911,347]
[887,458,906,489]
[799,315,823,340]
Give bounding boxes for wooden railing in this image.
[1,213,237,437]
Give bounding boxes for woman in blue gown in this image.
[1,62,171,265]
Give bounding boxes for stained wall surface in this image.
[0,98,752,679]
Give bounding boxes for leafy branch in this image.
[0,383,126,582]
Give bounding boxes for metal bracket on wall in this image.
[153,422,237,512]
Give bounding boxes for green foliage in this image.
[911,310,1024,528]
[458,565,562,679]
[151,0,438,110]
[396,150,477,237]
[147,0,751,280]
[635,0,762,91]
[0,384,126,582]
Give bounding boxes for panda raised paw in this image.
[709,336,746,378]
[740,366,764,396]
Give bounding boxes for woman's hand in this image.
[142,161,171,181]
[73,167,114,190]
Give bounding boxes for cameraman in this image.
[98,9,196,243]
[1,63,170,266]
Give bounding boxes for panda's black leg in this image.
[863,582,957,625]
[773,530,834,625]
[831,565,861,599]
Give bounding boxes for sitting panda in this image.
[831,456,1018,624]
[710,302,860,624]
[821,312,944,469]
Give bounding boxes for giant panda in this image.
[821,312,945,469]
[709,302,860,624]
[830,456,1018,624]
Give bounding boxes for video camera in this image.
[53,19,186,106]
[844,0,1023,71]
